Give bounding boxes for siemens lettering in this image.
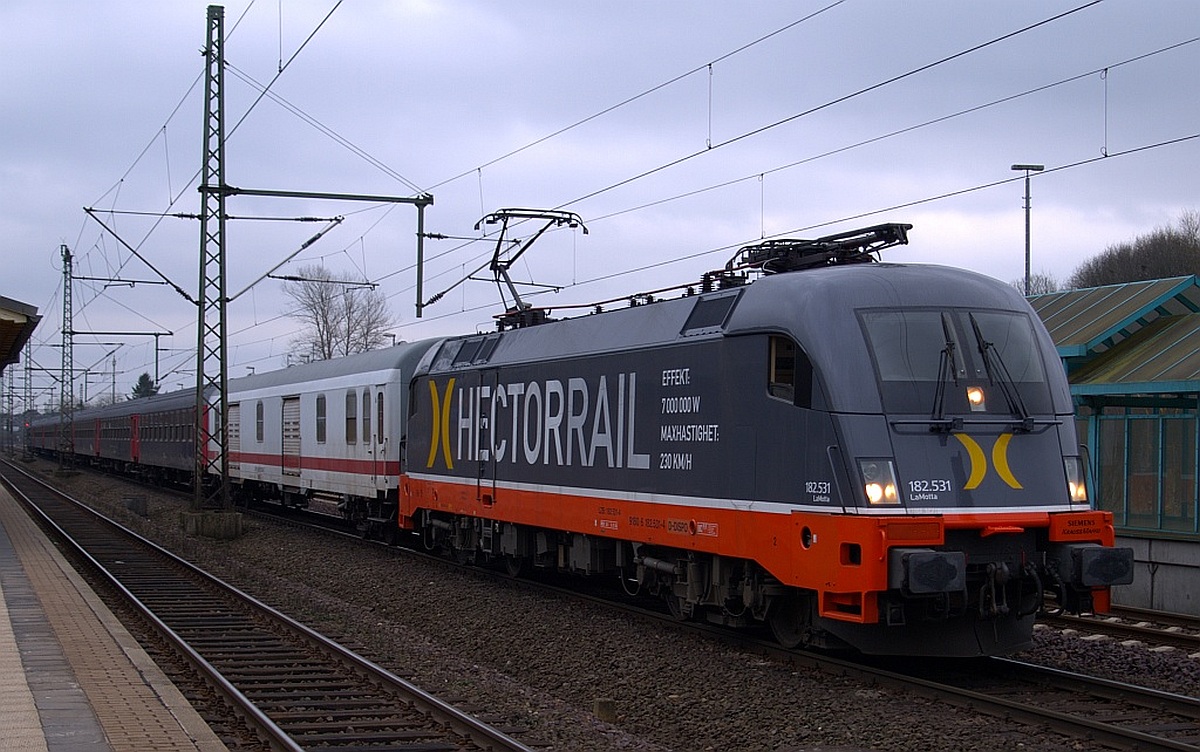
[435,372,651,470]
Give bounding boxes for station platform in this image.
[0,483,228,752]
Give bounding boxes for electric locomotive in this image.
[402,223,1133,656]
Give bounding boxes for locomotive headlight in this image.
[966,386,986,411]
[1064,457,1089,504]
[859,459,901,505]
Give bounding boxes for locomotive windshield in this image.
[860,308,1051,416]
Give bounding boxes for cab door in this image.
[478,368,499,509]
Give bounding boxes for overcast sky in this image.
[3,0,1198,405]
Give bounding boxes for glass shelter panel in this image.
[1162,416,1197,533]
[1127,418,1160,529]
[1097,416,1126,525]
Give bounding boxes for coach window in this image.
[362,388,371,444]
[346,390,358,444]
[316,394,327,443]
[255,401,264,443]
[376,393,384,444]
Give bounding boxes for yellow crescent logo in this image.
[426,378,455,469]
[990,433,1023,490]
[953,434,988,489]
[952,433,1022,490]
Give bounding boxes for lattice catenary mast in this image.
[58,244,74,470]
[194,4,230,511]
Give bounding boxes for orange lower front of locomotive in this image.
[399,475,1118,624]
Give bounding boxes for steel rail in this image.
[1041,610,1200,652]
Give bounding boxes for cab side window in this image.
[769,335,814,409]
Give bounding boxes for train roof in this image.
[425,262,1069,415]
[434,263,1037,365]
[726,262,1034,336]
[227,338,442,396]
[27,387,199,428]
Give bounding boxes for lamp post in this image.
[1012,163,1044,295]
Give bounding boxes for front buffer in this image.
[779,509,1133,656]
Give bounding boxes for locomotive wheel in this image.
[768,592,810,649]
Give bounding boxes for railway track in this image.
[15,459,1200,751]
[582,599,1200,751]
[0,460,533,752]
[900,656,1200,751]
[1041,606,1200,653]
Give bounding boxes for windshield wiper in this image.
[931,313,960,430]
[969,313,1033,432]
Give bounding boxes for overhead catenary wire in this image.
[86,1,260,212]
[73,2,351,327]
[587,35,1200,224]
[552,0,1105,212]
[399,11,1174,322]
[44,2,352,392]
[423,0,851,194]
[389,130,1200,337]
[225,62,424,195]
[229,218,346,301]
[350,1,1118,324]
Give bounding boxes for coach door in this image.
[130,414,141,464]
[227,403,241,473]
[282,396,301,477]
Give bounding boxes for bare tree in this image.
[282,264,398,361]
[1009,271,1060,296]
[1068,210,1200,289]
